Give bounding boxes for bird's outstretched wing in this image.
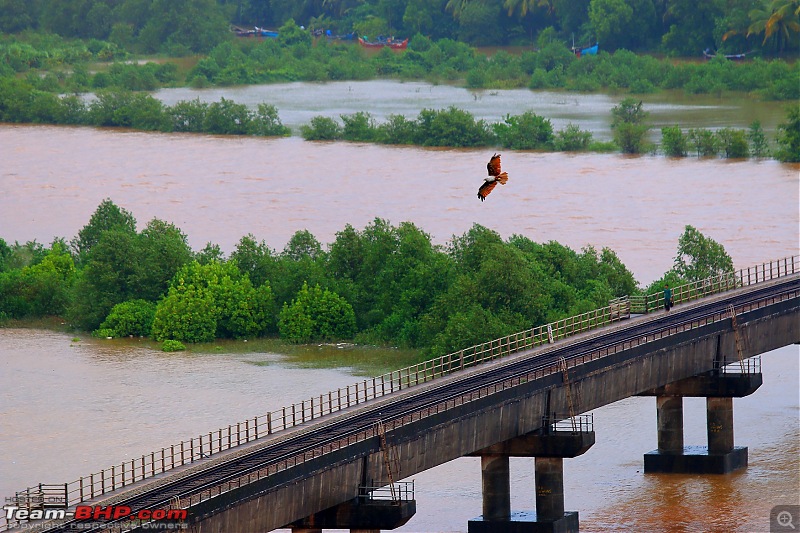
[479,153,508,201]
[477,180,497,202]
[487,153,502,177]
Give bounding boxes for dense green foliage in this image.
[1,68,793,159]
[1,200,649,356]
[774,105,800,162]
[673,225,735,281]
[0,202,749,358]
[611,97,650,154]
[278,282,357,343]
[0,78,290,136]
[2,0,798,57]
[67,208,193,331]
[0,240,74,319]
[161,339,186,352]
[98,299,156,337]
[151,261,275,343]
[644,225,734,294]
[3,21,798,101]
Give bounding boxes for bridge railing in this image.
[166,279,799,520]
[630,255,799,314]
[2,255,796,529]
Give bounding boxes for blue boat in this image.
[572,43,598,57]
[255,27,279,38]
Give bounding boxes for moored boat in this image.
[572,42,598,57]
[255,27,279,38]
[703,48,751,60]
[358,36,408,50]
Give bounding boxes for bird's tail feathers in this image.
[496,172,508,184]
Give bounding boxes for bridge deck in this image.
[9,270,800,532]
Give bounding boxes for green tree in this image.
[152,261,274,342]
[775,104,800,162]
[67,229,140,330]
[231,234,276,287]
[554,123,593,151]
[71,198,136,261]
[493,111,554,149]
[688,128,719,157]
[0,241,75,318]
[278,282,357,342]
[747,0,800,54]
[661,125,688,156]
[662,0,726,55]
[611,97,650,154]
[0,238,11,273]
[716,127,750,158]
[132,218,193,301]
[414,106,494,147]
[98,299,156,337]
[301,116,343,140]
[589,0,633,50]
[0,0,35,32]
[673,225,734,281]
[747,120,770,157]
[283,230,323,261]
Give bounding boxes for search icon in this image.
[778,510,796,529]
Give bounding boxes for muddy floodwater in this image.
[1,81,798,532]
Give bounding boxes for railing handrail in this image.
[2,254,797,531]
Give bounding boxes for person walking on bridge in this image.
[664,284,673,312]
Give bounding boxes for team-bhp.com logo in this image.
[4,505,187,522]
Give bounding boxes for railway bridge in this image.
[4,257,799,533]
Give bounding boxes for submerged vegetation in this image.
[2,25,798,100]
[0,200,734,358]
[1,16,798,160]
[1,71,796,159]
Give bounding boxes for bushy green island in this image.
[0,200,734,356]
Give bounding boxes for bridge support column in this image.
[468,417,593,533]
[641,369,760,474]
[707,397,734,453]
[655,395,683,454]
[481,455,511,521]
[534,457,564,522]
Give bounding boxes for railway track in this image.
[27,276,800,532]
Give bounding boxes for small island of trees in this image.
[0,200,736,356]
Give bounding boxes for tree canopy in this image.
[0,0,797,55]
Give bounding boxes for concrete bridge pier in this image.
[641,368,762,474]
[467,418,594,533]
[481,455,511,521]
[534,457,566,522]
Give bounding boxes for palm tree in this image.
[445,0,475,18]
[503,0,553,18]
[747,0,800,52]
[322,0,365,18]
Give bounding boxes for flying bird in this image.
[477,153,509,201]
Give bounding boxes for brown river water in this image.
[1,81,799,532]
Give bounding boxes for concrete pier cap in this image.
[641,370,761,474]
[468,427,594,533]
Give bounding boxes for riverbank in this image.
[0,317,423,375]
